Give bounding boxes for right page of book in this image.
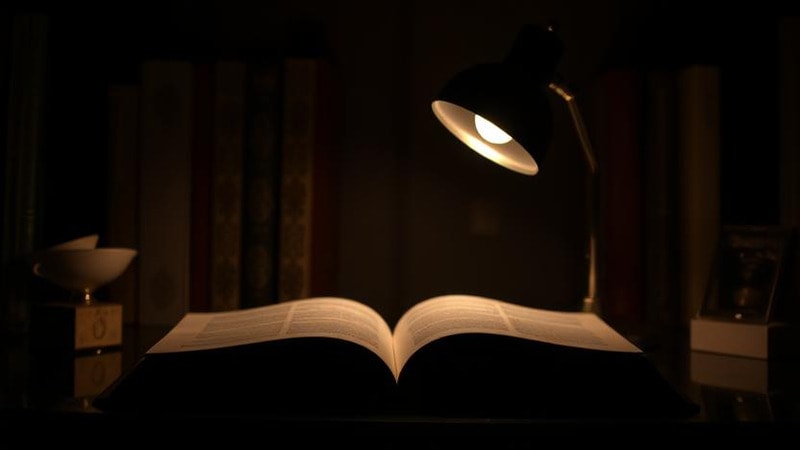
[392,295,641,373]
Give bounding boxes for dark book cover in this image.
[93,334,698,420]
[93,296,698,420]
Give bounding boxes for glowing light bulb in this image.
[474,114,512,144]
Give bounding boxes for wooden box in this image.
[32,302,123,350]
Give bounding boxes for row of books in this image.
[593,17,800,340]
[0,14,49,333]
[588,64,722,340]
[106,57,340,326]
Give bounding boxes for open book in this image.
[94,295,697,419]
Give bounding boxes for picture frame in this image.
[699,225,794,323]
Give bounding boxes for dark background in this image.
[1,1,797,331]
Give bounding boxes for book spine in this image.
[1,14,48,333]
[190,62,213,312]
[678,65,721,327]
[106,85,140,324]
[241,62,281,308]
[597,69,645,333]
[309,60,340,299]
[209,61,246,311]
[138,60,193,326]
[277,58,339,301]
[643,70,680,337]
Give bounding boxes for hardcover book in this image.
[678,65,721,326]
[1,14,48,333]
[594,68,645,332]
[242,61,281,308]
[209,61,246,312]
[277,57,339,302]
[107,85,140,324]
[94,295,697,419]
[189,62,213,313]
[138,60,193,326]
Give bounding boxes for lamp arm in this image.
[548,83,597,173]
[548,82,599,313]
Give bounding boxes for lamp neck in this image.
[548,83,597,174]
[548,82,600,314]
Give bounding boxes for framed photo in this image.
[700,225,794,323]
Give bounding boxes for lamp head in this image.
[431,24,564,176]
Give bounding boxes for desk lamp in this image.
[431,24,600,314]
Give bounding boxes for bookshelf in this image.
[0,4,793,341]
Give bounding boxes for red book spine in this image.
[598,69,645,332]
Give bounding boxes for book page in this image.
[392,295,641,373]
[147,297,396,374]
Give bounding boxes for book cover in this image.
[138,60,193,326]
[106,85,140,324]
[94,295,698,419]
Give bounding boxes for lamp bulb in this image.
[474,114,512,144]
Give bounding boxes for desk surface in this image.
[2,324,799,441]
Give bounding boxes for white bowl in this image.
[33,248,137,294]
[47,234,99,251]
[32,234,101,268]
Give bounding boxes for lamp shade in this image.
[431,24,564,176]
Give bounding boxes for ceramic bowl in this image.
[33,248,137,296]
[47,234,99,251]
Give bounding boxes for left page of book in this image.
[148,297,397,374]
[393,295,641,372]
